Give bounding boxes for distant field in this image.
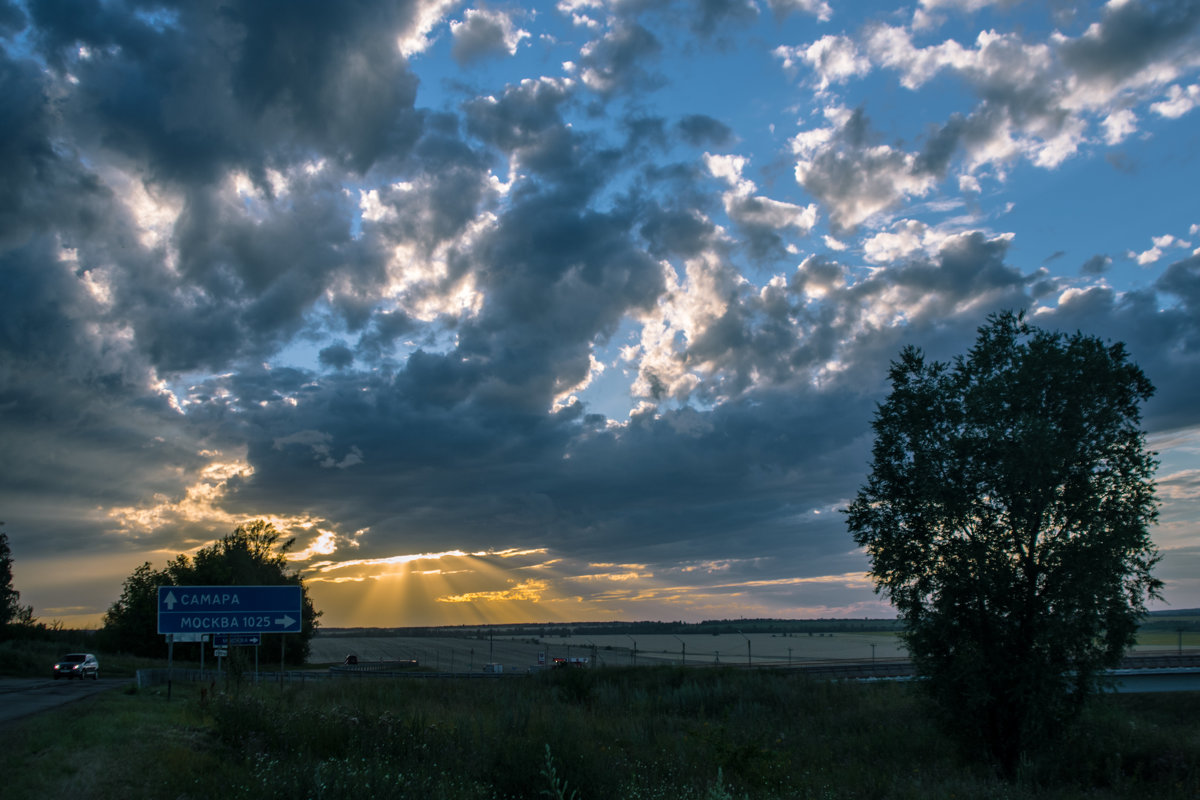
[307,630,909,670]
[307,628,1200,671]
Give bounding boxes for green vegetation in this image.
[0,634,202,679]
[2,668,1197,799]
[848,311,1161,772]
[0,526,43,641]
[97,520,321,664]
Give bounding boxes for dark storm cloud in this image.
[1058,0,1200,91]
[319,342,355,370]
[576,22,664,96]
[0,1,427,557]
[451,190,666,408]
[189,355,877,566]
[216,217,1152,568]
[27,1,424,182]
[1156,253,1200,318]
[450,8,525,66]
[1042,271,1200,433]
[1080,254,1112,275]
[763,0,830,21]
[0,0,25,34]
[640,206,720,259]
[4,0,1200,623]
[677,114,735,148]
[690,0,757,37]
[0,0,434,379]
[464,76,580,173]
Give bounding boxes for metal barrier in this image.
[135,668,333,687]
[329,659,419,674]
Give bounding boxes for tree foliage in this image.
[846,311,1161,771]
[99,520,321,664]
[0,527,36,639]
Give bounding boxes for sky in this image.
[2,0,1199,630]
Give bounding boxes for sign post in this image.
[158,586,302,686]
[157,586,302,635]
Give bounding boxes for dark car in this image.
[52,653,99,680]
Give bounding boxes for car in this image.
[52,653,99,680]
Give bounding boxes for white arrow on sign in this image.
[275,614,296,628]
[164,590,178,610]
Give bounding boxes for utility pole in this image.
[738,629,750,668]
[673,634,686,666]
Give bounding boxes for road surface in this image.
[0,677,124,730]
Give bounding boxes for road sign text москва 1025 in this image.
[157,585,302,635]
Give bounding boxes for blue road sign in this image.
[214,633,261,647]
[157,585,302,635]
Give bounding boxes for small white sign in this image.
[213,647,229,657]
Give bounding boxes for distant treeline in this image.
[317,611,1200,640]
[319,617,908,639]
[1139,609,1200,632]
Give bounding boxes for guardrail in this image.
[329,659,419,675]
[134,651,1200,688]
[135,668,333,687]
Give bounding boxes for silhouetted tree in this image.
[0,527,36,639]
[846,311,1161,772]
[100,521,321,663]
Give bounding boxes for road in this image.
[0,677,124,730]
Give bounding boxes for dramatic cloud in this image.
[450,8,531,65]
[2,0,1198,628]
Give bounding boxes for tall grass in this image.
[2,667,1197,799]
[201,668,1197,799]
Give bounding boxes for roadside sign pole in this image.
[157,585,301,689]
[167,634,174,702]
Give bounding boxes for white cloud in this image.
[776,35,871,91]
[861,219,957,264]
[1102,108,1138,144]
[397,0,460,57]
[1152,84,1200,118]
[705,153,818,237]
[557,0,603,29]
[1129,235,1180,266]
[791,131,937,231]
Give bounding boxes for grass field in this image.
[306,631,911,669]
[306,629,1200,671]
[2,666,1198,799]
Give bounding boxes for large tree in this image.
[100,521,321,664]
[0,527,36,639]
[846,311,1161,771]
